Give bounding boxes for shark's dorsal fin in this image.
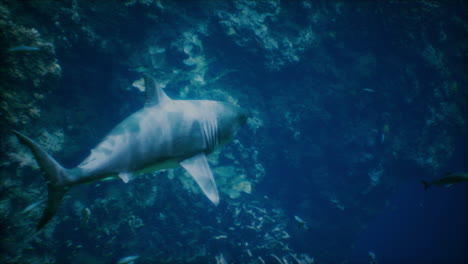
[180,153,219,206]
[143,73,170,107]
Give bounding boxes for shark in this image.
[421,172,468,190]
[13,73,247,230]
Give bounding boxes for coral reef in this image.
[0,4,60,129]
[0,1,466,263]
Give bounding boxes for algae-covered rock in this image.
[0,6,60,126]
[229,177,252,198]
[214,166,252,199]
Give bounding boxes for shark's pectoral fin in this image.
[180,153,219,205]
[118,172,133,183]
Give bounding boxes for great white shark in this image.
[13,74,247,230]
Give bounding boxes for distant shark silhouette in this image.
[13,74,247,230]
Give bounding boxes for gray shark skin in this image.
[13,74,247,231]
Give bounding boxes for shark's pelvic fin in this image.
[12,130,73,231]
[180,153,219,206]
[143,73,171,107]
[118,172,133,183]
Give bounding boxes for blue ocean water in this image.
[351,141,468,263]
[1,1,467,264]
[352,179,468,264]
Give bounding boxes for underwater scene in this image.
[0,1,467,264]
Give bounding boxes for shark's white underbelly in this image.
[77,102,212,179]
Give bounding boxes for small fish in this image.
[116,255,139,264]
[81,207,91,225]
[213,235,227,239]
[7,46,41,53]
[422,172,468,190]
[362,88,375,93]
[22,199,46,214]
[294,215,309,230]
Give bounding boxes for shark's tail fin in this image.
[12,130,72,231]
[421,180,430,191]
